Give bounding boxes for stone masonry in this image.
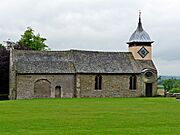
[9,49,157,99]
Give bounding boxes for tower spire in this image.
[138,10,143,31]
[139,10,141,22]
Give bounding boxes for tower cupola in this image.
[127,11,154,60]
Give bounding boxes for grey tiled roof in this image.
[127,17,153,44]
[12,49,156,74]
[13,50,75,74]
[72,50,156,73]
[72,50,139,73]
[16,61,75,74]
[136,60,156,71]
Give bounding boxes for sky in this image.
[0,0,180,76]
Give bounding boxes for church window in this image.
[95,75,102,90]
[145,71,153,78]
[138,47,149,58]
[129,76,137,90]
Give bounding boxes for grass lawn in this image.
[0,98,180,135]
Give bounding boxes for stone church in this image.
[9,14,157,99]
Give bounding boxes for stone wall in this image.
[16,74,75,99]
[14,73,157,99]
[78,74,143,98]
[142,72,157,96]
[9,49,16,99]
[9,49,157,99]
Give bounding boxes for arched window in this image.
[95,75,102,90]
[129,75,137,90]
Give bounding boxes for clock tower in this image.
[127,12,154,60]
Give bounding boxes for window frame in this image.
[95,75,102,90]
[129,75,137,90]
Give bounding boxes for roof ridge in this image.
[70,49,131,53]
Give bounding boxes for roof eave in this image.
[127,41,154,44]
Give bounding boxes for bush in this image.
[169,88,180,93]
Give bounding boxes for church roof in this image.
[127,12,153,44]
[12,49,156,74]
[13,50,75,74]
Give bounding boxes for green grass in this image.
[0,98,180,135]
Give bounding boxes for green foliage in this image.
[162,79,176,91]
[169,88,180,93]
[0,98,180,135]
[161,78,180,92]
[18,27,49,51]
[0,47,9,94]
[174,80,180,88]
[0,43,4,49]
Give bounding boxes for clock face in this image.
[138,47,149,58]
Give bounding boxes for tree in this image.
[0,27,49,98]
[162,79,176,91]
[0,46,9,95]
[174,80,180,88]
[18,27,49,51]
[0,43,4,48]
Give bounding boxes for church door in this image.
[55,86,61,98]
[146,83,152,97]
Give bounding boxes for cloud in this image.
[154,59,180,76]
[0,0,180,75]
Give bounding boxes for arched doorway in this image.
[34,79,51,98]
[55,86,61,98]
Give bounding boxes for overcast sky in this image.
[0,0,180,76]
